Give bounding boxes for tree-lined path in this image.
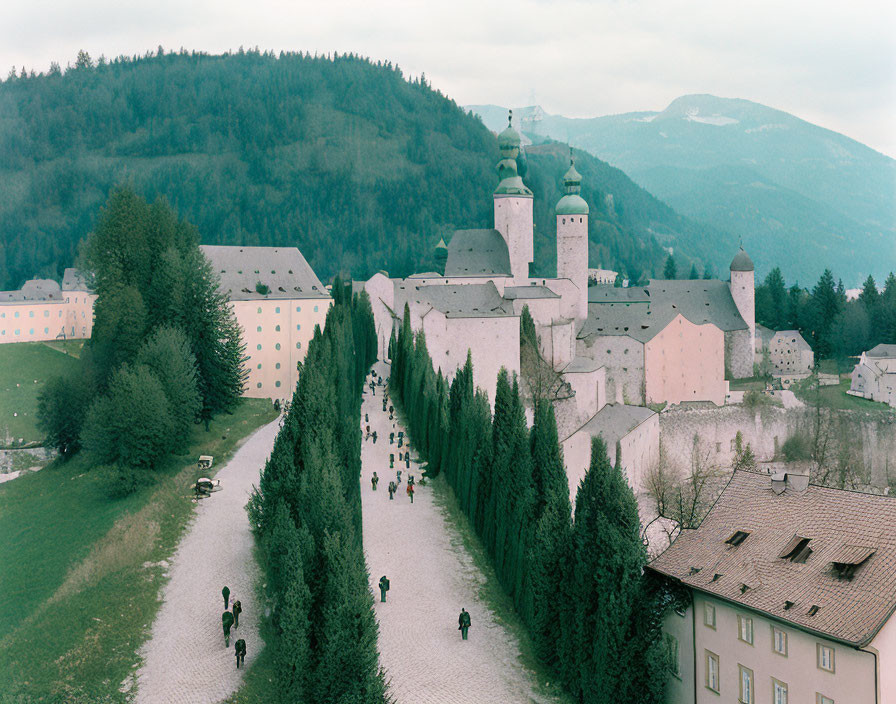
[133,418,280,704]
[361,362,559,704]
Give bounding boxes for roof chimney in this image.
[770,471,810,495]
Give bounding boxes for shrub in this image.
[781,433,812,461]
[37,371,94,458]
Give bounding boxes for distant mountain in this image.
[0,51,721,290]
[469,96,896,286]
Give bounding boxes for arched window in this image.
[275,325,280,332]
[257,344,262,350]
[275,381,281,388]
[275,343,281,350]
[257,326,262,332]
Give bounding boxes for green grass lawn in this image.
[0,398,277,703]
[0,342,80,446]
[794,378,895,412]
[727,376,769,391]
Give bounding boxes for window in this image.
[296,342,302,349]
[44,327,48,334]
[14,311,19,318]
[739,665,754,703]
[29,310,34,317]
[275,380,281,388]
[704,602,716,629]
[257,307,262,313]
[726,531,751,547]
[296,324,301,330]
[256,382,262,388]
[663,633,680,677]
[29,328,34,335]
[275,307,280,313]
[314,305,318,312]
[257,326,262,332]
[257,344,262,350]
[275,362,281,369]
[816,695,834,704]
[275,325,280,332]
[275,343,281,350]
[705,651,720,693]
[257,363,262,369]
[772,627,788,656]
[773,678,788,704]
[296,306,301,312]
[738,615,754,645]
[44,310,49,317]
[817,644,835,672]
[779,535,812,563]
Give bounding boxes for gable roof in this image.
[200,245,329,301]
[867,344,896,359]
[645,280,748,332]
[61,268,92,292]
[444,229,512,278]
[771,330,812,351]
[0,279,63,303]
[648,470,896,646]
[563,403,655,444]
[579,301,678,344]
[503,285,560,300]
[414,282,514,319]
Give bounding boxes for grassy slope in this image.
[794,378,896,412]
[0,342,80,446]
[0,399,277,703]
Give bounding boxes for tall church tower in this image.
[493,111,534,283]
[729,246,756,376]
[556,155,589,327]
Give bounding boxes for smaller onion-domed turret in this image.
[555,155,589,215]
[730,246,754,272]
[494,110,532,196]
[434,237,448,275]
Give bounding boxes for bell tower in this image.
[493,110,534,283]
[556,153,589,327]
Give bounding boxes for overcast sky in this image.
[4,0,895,157]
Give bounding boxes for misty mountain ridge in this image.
[469,95,896,286]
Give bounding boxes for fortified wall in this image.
[659,404,896,488]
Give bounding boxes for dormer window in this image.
[807,605,820,616]
[778,535,812,563]
[726,530,751,547]
[829,545,875,581]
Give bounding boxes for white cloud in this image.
[2,0,894,155]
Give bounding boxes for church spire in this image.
[555,148,589,215]
[494,109,532,196]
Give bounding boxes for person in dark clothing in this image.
[372,471,379,490]
[388,482,395,500]
[389,432,394,444]
[408,474,414,486]
[378,575,390,602]
[372,431,378,444]
[222,610,235,647]
[407,483,414,503]
[222,586,230,609]
[365,412,369,423]
[398,436,403,448]
[389,454,394,469]
[232,600,242,628]
[235,638,246,668]
[389,406,394,415]
[458,608,471,640]
[396,469,402,485]
[405,454,410,469]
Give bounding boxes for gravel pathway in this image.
[132,418,280,704]
[362,362,559,704]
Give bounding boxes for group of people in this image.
[220,585,247,668]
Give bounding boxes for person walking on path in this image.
[458,608,471,640]
[372,431,378,444]
[234,639,246,669]
[222,585,230,610]
[405,454,410,469]
[222,610,235,647]
[371,471,379,490]
[389,432,394,445]
[379,575,390,602]
[396,469,402,485]
[388,482,395,500]
[407,483,415,503]
[232,600,242,629]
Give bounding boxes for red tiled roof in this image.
[648,470,896,646]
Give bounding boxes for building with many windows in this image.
[849,344,896,408]
[200,246,331,401]
[0,269,95,343]
[649,470,896,704]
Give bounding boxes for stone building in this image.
[0,268,95,343]
[650,470,896,704]
[200,245,331,401]
[849,344,896,408]
[768,330,814,379]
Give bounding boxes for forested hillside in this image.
[1,49,713,290]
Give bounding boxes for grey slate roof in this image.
[200,245,329,301]
[414,282,514,319]
[503,285,560,300]
[0,279,63,303]
[771,330,812,351]
[649,470,896,647]
[867,344,896,358]
[61,268,92,291]
[579,301,678,344]
[444,229,512,278]
[564,403,655,444]
[588,285,650,303]
[645,280,748,332]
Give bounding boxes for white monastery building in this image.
[849,344,896,408]
[0,268,95,343]
[650,470,896,704]
[360,112,756,504]
[200,245,331,401]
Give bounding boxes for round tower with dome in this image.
[555,153,590,327]
[729,246,755,377]
[493,110,534,283]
